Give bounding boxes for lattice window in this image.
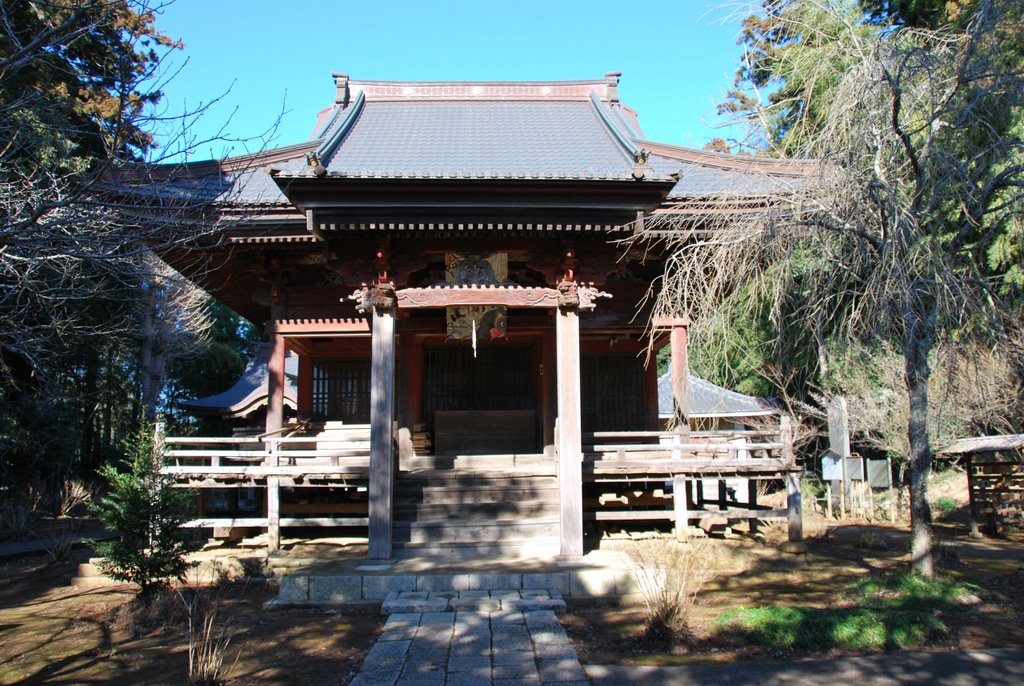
[423,345,534,425]
[581,354,646,432]
[311,359,371,422]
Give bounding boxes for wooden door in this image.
[423,344,536,454]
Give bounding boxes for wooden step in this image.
[399,475,561,491]
[395,486,558,507]
[394,501,557,522]
[393,516,559,545]
[401,454,552,470]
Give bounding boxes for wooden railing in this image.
[161,424,374,483]
[582,417,801,538]
[583,417,796,476]
[160,424,373,535]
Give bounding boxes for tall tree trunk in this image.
[139,274,166,424]
[904,302,935,577]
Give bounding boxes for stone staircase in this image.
[393,456,560,559]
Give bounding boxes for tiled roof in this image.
[646,151,817,199]
[116,145,309,205]
[658,366,776,418]
[939,434,1024,455]
[316,100,644,180]
[126,73,817,209]
[181,344,298,417]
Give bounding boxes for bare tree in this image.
[640,0,1024,576]
[0,0,249,387]
[138,252,212,422]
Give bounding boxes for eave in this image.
[271,175,676,226]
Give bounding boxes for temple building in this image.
[145,72,814,561]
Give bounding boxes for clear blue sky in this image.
[150,0,749,161]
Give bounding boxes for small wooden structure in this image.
[940,434,1024,537]
[131,72,814,561]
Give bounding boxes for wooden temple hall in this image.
[149,72,815,561]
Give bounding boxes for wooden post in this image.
[368,298,396,560]
[966,456,982,538]
[828,397,851,518]
[673,474,689,540]
[267,440,280,551]
[670,317,691,436]
[748,479,760,535]
[786,471,803,544]
[556,303,583,560]
[265,333,286,551]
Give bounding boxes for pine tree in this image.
[92,424,198,596]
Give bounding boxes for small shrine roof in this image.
[658,365,777,419]
[939,434,1024,456]
[181,344,298,418]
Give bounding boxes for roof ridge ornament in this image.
[604,71,621,103]
[306,152,326,177]
[632,148,649,181]
[332,72,349,106]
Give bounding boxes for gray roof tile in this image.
[658,366,776,418]
[182,344,298,415]
[322,100,640,179]
[646,153,815,198]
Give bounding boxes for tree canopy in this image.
[655,0,1024,575]
[0,2,253,517]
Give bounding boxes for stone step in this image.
[270,566,639,606]
[77,561,104,578]
[391,539,561,560]
[379,589,566,615]
[265,556,320,572]
[71,576,124,589]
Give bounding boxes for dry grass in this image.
[624,536,720,641]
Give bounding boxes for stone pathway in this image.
[381,589,566,614]
[350,609,589,686]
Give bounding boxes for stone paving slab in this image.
[382,589,565,615]
[351,608,586,686]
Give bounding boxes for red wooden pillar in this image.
[556,300,583,560]
[266,333,287,433]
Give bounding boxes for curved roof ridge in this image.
[117,140,317,181]
[639,138,820,176]
[587,91,640,165]
[317,89,366,164]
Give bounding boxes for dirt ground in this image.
[2,468,1022,681]
[564,518,1024,666]
[0,554,381,686]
